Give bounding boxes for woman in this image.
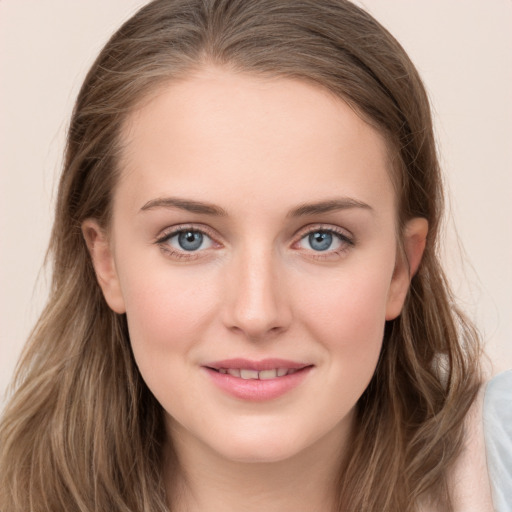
[0,1,496,510]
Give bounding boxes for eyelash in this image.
[294,225,354,260]
[154,224,219,261]
[154,224,355,261]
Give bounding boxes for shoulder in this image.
[446,379,495,512]
[483,369,512,512]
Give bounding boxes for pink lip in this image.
[202,358,313,402]
[206,358,308,371]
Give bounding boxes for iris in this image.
[308,231,333,251]
[178,231,204,251]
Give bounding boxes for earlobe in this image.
[385,217,428,320]
[82,219,126,314]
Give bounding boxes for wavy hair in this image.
[0,1,481,510]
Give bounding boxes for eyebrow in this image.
[139,196,373,217]
[288,198,373,217]
[140,197,228,216]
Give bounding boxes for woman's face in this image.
[85,67,425,465]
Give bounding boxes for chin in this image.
[206,423,317,464]
[218,441,303,464]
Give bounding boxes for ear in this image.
[385,217,428,320]
[82,219,126,314]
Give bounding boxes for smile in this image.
[213,368,298,379]
[203,359,313,401]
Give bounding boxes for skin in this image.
[83,67,428,511]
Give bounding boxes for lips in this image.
[214,368,298,379]
[203,358,313,401]
[206,358,308,371]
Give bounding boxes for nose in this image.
[221,245,292,341]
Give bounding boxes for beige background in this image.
[1,0,511,401]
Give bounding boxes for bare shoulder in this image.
[447,384,494,512]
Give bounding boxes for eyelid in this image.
[294,223,354,243]
[154,223,220,244]
[154,223,222,260]
[292,223,355,258]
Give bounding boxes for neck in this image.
[165,422,350,512]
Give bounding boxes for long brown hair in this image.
[0,1,481,510]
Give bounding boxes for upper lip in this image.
[205,358,311,371]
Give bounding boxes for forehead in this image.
[116,67,395,219]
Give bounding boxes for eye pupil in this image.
[309,231,333,251]
[178,231,203,251]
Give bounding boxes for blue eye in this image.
[308,231,333,251]
[297,229,350,253]
[167,229,213,252]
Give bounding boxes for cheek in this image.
[301,264,391,339]
[297,262,392,381]
[118,262,220,369]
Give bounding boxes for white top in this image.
[483,370,512,512]
[443,370,512,512]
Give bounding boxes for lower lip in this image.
[203,366,313,402]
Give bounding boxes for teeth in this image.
[259,369,278,380]
[240,369,259,380]
[217,368,302,379]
